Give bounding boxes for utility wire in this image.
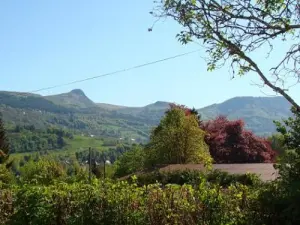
[29,49,200,93]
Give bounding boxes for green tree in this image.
[146,106,212,166]
[20,158,66,185]
[0,164,15,187]
[152,0,300,110]
[274,106,300,182]
[268,133,287,156]
[249,107,300,224]
[0,116,10,164]
[114,145,146,177]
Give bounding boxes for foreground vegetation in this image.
[0,177,258,225]
[1,0,299,223]
[0,154,265,225]
[0,159,297,225]
[0,103,300,224]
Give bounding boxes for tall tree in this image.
[252,107,300,224]
[201,116,277,163]
[151,0,300,110]
[114,145,145,177]
[0,116,10,164]
[146,105,212,166]
[274,106,300,182]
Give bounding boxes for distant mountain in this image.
[0,91,70,113]
[198,96,292,136]
[115,101,171,123]
[96,103,127,110]
[0,89,155,142]
[0,89,292,141]
[45,89,96,109]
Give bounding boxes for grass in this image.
[64,135,104,152]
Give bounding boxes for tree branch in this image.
[153,0,300,110]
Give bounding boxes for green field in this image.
[9,135,120,162]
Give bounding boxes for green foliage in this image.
[247,179,300,225]
[0,188,12,225]
[146,107,212,166]
[274,107,300,183]
[0,165,15,188]
[275,106,300,152]
[155,0,300,110]
[8,126,73,153]
[1,91,299,223]
[0,116,10,164]
[268,133,287,156]
[126,169,261,188]
[19,158,67,185]
[245,107,300,224]
[0,179,258,225]
[114,145,145,177]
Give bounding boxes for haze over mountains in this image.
[0,89,292,141]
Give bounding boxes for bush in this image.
[0,165,15,188]
[206,169,262,187]
[1,179,254,225]
[247,106,300,224]
[0,189,13,225]
[126,169,261,188]
[19,158,66,185]
[244,180,300,225]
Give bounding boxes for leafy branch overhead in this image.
[151,0,300,110]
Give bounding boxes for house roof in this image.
[159,163,278,181]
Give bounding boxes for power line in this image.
[29,49,200,93]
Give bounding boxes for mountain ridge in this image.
[45,89,96,109]
[0,89,292,138]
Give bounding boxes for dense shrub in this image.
[245,181,300,225]
[126,169,261,188]
[246,107,300,225]
[19,158,67,185]
[0,179,254,225]
[0,165,15,188]
[0,188,13,225]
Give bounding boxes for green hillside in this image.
[198,96,292,136]
[0,90,151,143]
[0,89,292,143]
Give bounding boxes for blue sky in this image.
[0,0,298,108]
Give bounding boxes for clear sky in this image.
[0,0,298,108]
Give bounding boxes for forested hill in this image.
[0,89,292,139]
[198,96,292,136]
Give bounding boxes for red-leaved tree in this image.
[201,116,277,163]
